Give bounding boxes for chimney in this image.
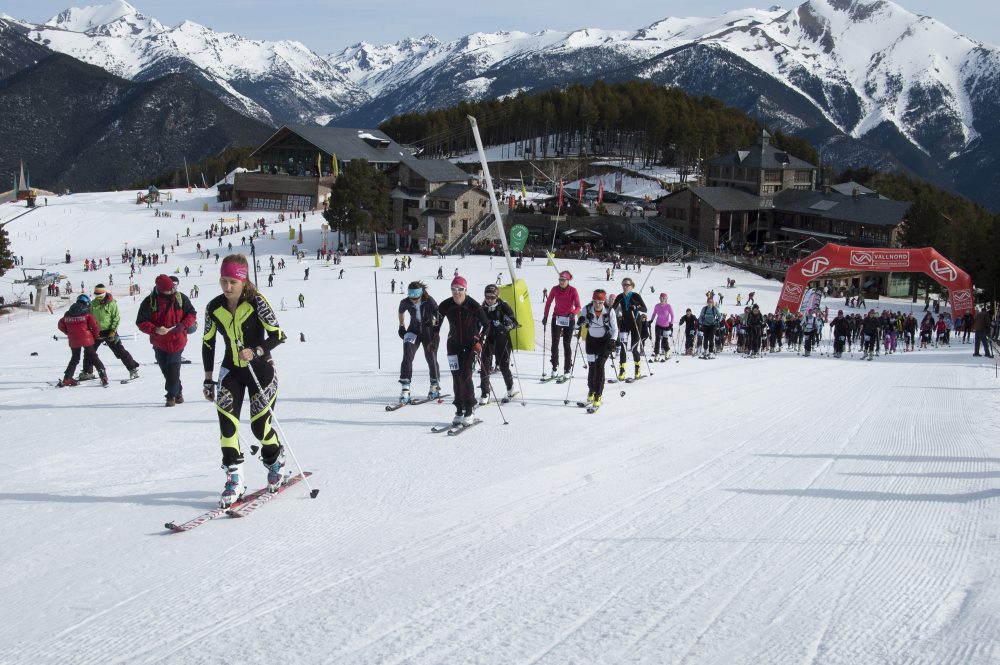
[852,187,860,200]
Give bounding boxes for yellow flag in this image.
[316,152,322,175]
[331,153,339,178]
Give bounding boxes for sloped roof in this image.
[830,181,877,197]
[682,186,764,211]
[773,189,911,227]
[401,157,470,183]
[429,183,478,200]
[251,125,414,163]
[709,131,816,170]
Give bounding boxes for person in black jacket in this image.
[397,281,441,403]
[437,276,489,426]
[861,309,881,359]
[745,305,765,357]
[831,310,850,357]
[678,308,698,355]
[611,277,648,379]
[478,284,519,404]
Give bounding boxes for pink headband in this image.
[221,261,248,281]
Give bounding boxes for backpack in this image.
[148,291,197,334]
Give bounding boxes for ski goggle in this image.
[407,288,422,298]
[484,294,497,300]
[450,287,465,293]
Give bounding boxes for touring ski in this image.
[165,472,313,531]
[226,472,314,518]
[385,394,450,411]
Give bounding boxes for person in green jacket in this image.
[81,283,141,380]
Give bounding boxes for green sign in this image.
[509,224,529,252]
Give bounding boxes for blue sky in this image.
[4,1,997,52]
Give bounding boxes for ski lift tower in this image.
[14,268,62,312]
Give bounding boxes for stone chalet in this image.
[658,131,911,252]
[233,125,414,211]
[390,158,489,250]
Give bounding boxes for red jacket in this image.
[58,303,100,349]
[136,290,198,353]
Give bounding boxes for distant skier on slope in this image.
[80,284,140,381]
[201,254,287,508]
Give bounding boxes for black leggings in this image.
[480,340,513,394]
[550,324,574,372]
[400,335,439,384]
[654,326,671,355]
[447,341,477,414]
[585,335,611,397]
[65,346,105,379]
[216,361,280,466]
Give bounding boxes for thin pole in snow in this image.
[374,271,381,370]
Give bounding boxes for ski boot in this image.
[651,353,660,363]
[58,377,79,387]
[592,395,602,407]
[617,363,626,381]
[452,410,464,426]
[461,410,475,427]
[220,463,246,507]
[586,392,596,403]
[399,381,411,404]
[503,389,517,402]
[99,370,109,387]
[427,383,441,400]
[128,367,140,380]
[634,362,642,379]
[77,371,96,381]
[478,392,490,406]
[263,449,287,492]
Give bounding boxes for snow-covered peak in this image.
[45,1,163,37]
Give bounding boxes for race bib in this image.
[447,355,460,371]
[555,315,571,328]
[585,353,597,363]
[403,332,417,344]
[619,332,630,343]
[661,329,671,338]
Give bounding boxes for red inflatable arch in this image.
[775,244,975,318]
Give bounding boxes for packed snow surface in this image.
[1,189,999,664]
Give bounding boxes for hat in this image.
[559,271,572,281]
[93,284,107,297]
[155,274,175,293]
[838,310,844,315]
[451,275,467,290]
[76,294,91,305]
[659,292,667,299]
[169,275,180,285]
[484,284,499,296]
[592,289,607,302]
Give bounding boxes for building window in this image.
[764,170,782,182]
[795,170,811,183]
[463,201,469,209]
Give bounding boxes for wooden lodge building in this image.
[658,131,912,253]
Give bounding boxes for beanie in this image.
[659,292,667,299]
[155,274,175,293]
[484,284,498,295]
[93,284,107,297]
[451,275,468,290]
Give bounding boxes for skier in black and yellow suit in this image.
[202,254,287,507]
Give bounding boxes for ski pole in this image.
[541,320,548,379]
[476,349,508,424]
[631,317,654,376]
[506,334,527,406]
[563,334,583,404]
[243,360,319,498]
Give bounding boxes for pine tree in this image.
[322,159,391,249]
[0,224,13,277]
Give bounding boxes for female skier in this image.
[436,276,489,427]
[397,281,441,403]
[201,254,287,507]
[611,277,647,379]
[478,284,519,404]
[577,289,618,408]
[649,293,674,361]
[542,271,581,379]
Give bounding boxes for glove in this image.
[472,337,482,355]
[542,317,548,326]
[203,379,216,402]
[398,325,406,339]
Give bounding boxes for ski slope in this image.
[1,189,999,665]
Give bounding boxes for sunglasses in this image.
[451,287,465,293]
[484,294,497,300]
[558,278,568,282]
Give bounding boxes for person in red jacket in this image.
[57,295,108,387]
[542,270,581,379]
[136,274,197,406]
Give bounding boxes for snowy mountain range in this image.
[5,0,1000,209]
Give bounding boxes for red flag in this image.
[579,178,585,203]
[558,180,564,208]
[597,179,604,204]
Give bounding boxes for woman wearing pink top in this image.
[542,270,581,378]
[649,293,675,361]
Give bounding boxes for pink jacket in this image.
[543,285,581,320]
[650,303,675,328]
